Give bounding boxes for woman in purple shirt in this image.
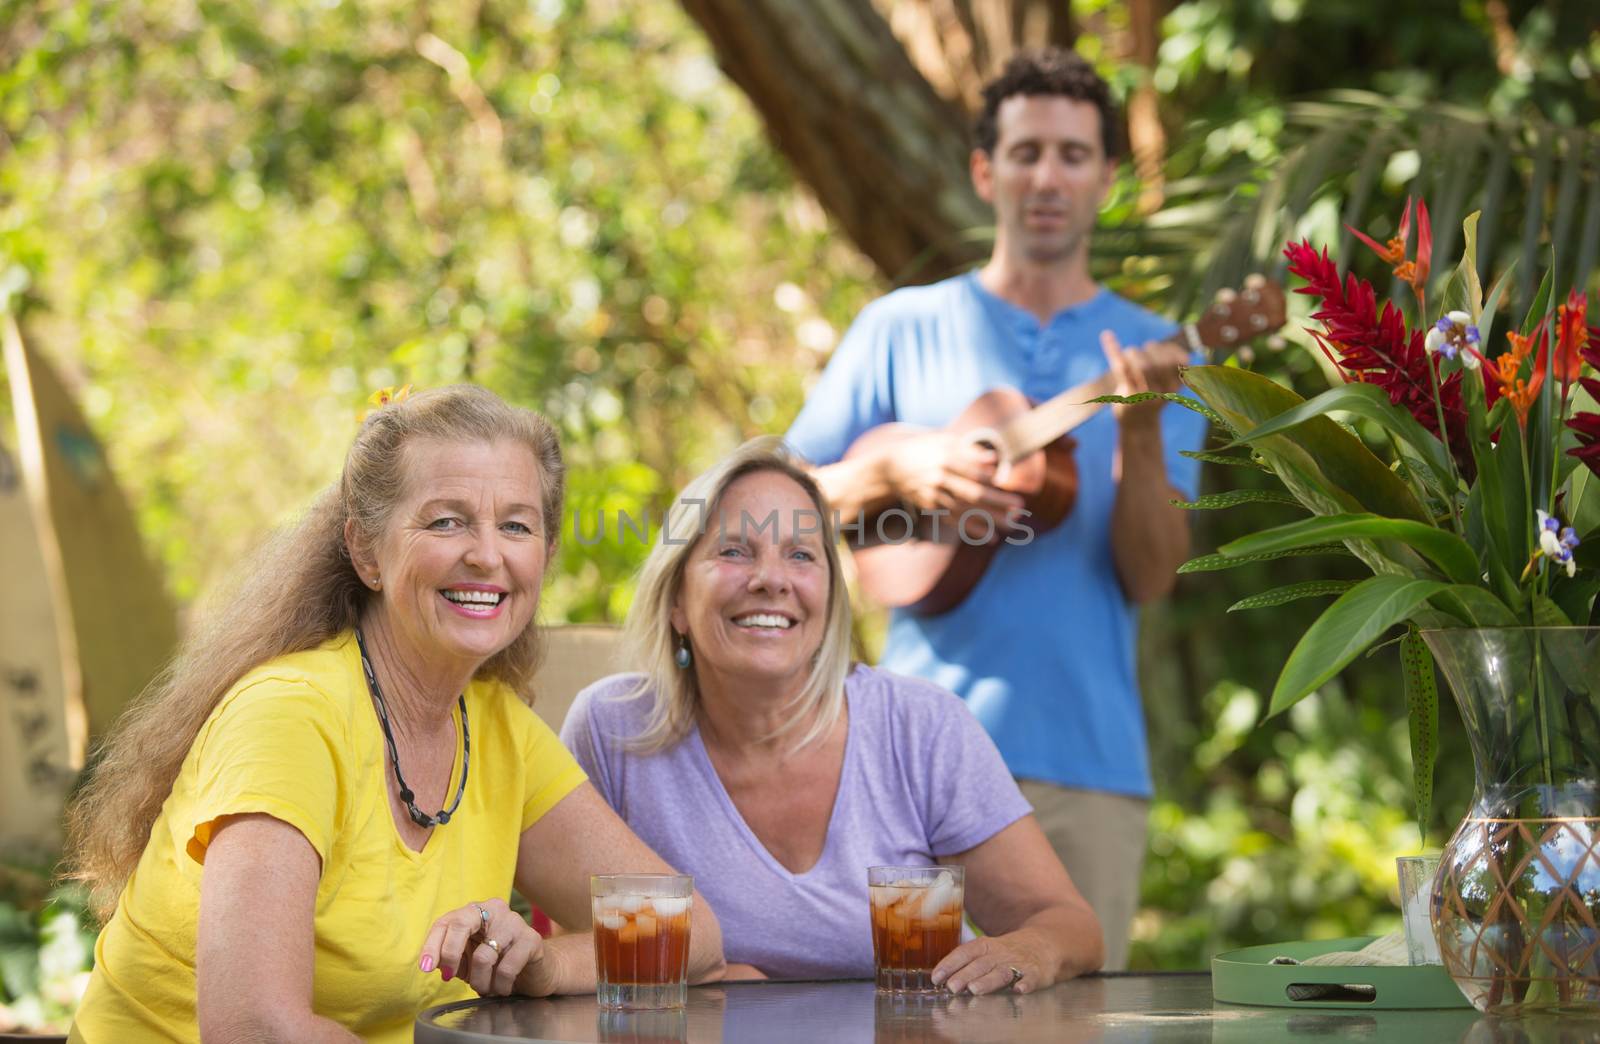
[560,438,1103,991]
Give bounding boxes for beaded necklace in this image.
[354,627,469,828]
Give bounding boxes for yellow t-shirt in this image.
[72,632,587,1043]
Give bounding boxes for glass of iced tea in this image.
[868,865,964,992]
[591,873,694,1010]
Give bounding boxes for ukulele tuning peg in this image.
[1244,273,1267,289]
[1266,334,1287,352]
[1214,287,1238,304]
[1236,346,1256,364]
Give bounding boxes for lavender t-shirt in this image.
[559,665,1033,980]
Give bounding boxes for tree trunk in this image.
[677,0,991,283]
[877,0,1076,114]
[1124,0,1167,214]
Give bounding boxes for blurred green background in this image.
[2,0,1598,1031]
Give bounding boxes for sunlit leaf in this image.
[1269,576,1450,717]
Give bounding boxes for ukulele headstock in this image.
[1191,275,1287,357]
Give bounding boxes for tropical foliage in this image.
[1175,198,1600,836]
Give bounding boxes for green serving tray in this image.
[1212,936,1471,1009]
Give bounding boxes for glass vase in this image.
[1423,626,1600,1014]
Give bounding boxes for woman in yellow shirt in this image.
[66,385,724,1043]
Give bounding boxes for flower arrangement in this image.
[1175,199,1600,833]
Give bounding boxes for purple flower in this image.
[1425,311,1478,367]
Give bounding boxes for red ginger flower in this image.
[1567,321,1600,478]
[1285,240,1492,476]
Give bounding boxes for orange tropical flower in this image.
[1492,326,1546,427]
[1554,290,1588,387]
[1348,197,1431,307]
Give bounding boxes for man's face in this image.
[972,95,1114,266]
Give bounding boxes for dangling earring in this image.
[674,634,692,669]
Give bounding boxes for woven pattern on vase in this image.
[1436,815,1600,1012]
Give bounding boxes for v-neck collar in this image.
[685,678,856,882]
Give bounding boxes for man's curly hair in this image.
[973,49,1120,160]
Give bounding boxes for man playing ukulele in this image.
[787,49,1208,970]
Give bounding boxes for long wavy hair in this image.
[619,436,853,753]
[64,385,565,921]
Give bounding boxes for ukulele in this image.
[843,278,1287,615]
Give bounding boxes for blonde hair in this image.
[620,436,853,752]
[65,385,565,921]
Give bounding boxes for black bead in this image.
[436,810,451,825]
[399,787,414,803]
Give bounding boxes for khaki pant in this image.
[1016,779,1149,972]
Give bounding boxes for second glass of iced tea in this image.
[591,873,693,1010]
[868,865,964,992]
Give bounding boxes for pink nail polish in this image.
[441,967,453,982]
[420,955,435,973]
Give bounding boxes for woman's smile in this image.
[729,610,797,633]
[439,584,508,618]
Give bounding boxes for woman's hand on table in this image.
[420,897,554,997]
[931,935,1042,995]
[937,816,1107,992]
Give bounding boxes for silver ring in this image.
[473,903,490,927]
[1006,966,1023,990]
[486,938,501,954]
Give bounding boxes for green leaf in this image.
[1180,449,1270,470]
[1459,211,1483,321]
[1178,544,1353,573]
[1401,627,1438,844]
[1553,576,1600,628]
[1437,268,1468,322]
[1088,392,1167,407]
[1462,375,1527,603]
[1572,463,1600,538]
[1491,399,1531,566]
[1522,266,1554,335]
[1171,489,1304,510]
[1532,593,1573,628]
[1229,580,1358,611]
[1429,584,1520,627]
[1182,366,1432,526]
[1268,576,1450,717]
[1533,598,1600,697]
[1088,391,1228,429]
[1217,382,1455,500]
[1477,260,1518,344]
[1220,513,1482,586]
